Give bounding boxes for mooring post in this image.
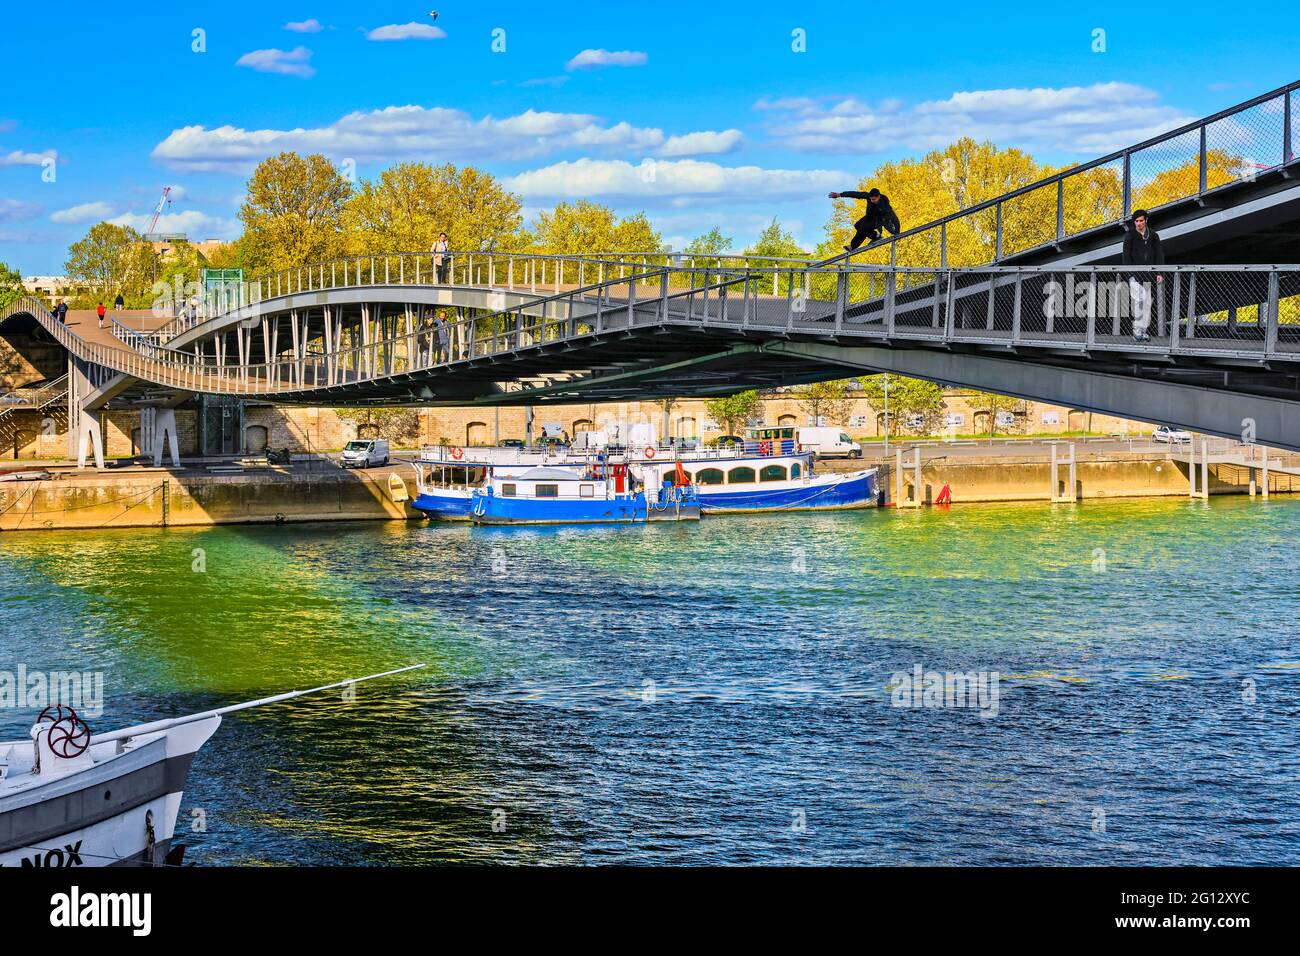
[913,447,922,504]
[1262,445,1269,500]
[1200,439,1210,499]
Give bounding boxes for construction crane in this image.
[146,186,173,236]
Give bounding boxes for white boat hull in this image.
[0,716,219,868]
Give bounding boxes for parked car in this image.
[497,438,525,448]
[1151,426,1193,444]
[340,438,390,468]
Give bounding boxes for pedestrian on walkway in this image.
[436,311,451,362]
[96,302,107,328]
[829,188,901,252]
[114,293,125,311]
[1122,208,1165,342]
[432,233,452,284]
[55,300,68,323]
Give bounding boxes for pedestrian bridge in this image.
[3,80,1300,464]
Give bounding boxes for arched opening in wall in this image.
[777,414,797,427]
[357,423,380,440]
[245,425,268,453]
[572,418,594,436]
[677,416,697,438]
[1068,410,1090,432]
[130,427,144,456]
[466,421,488,446]
[973,411,991,435]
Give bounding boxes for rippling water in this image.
[2,497,1297,865]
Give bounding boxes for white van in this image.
[796,427,862,459]
[340,438,390,468]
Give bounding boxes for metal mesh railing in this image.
[6,267,1300,405]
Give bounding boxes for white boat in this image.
[0,665,423,868]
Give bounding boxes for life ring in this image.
[644,447,656,459]
[759,440,773,456]
[450,446,464,460]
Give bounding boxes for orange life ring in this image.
[644,446,656,459]
[450,446,464,460]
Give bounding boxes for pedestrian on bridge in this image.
[1123,209,1165,343]
[436,311,451,362]
[114,293,124,311]
[829,188,901,252]
[55,300,68,323]
[96,302,106,329]
[432,233,452,284]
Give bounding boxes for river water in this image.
[2,497,1297,865]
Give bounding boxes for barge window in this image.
[760,465,787,482]
[790,463,802,479]
[535,484,559,498]
[501,484,516,497]
[579,484,594,498]
[694,468,724,485]
[727,467,756,484]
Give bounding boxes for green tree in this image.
[965,390,1027,437]
[792,379,853,425]
[704,390,762,437]
[859,375,946,436]
[526,200,661,255]
[684,227,732,257]
[745,218,807,262]
[0,261,22,308]
[64,222,156,305]
[239,152,352,275]
[346,162,523,256]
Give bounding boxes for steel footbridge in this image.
[3,80,1300,465]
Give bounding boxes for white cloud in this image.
[285,19,323,33]
[51,201,116,224]
[0,199,41,222]
[565,49,647,71]
[658,129,744,157]
[152,105,698,173]
[108,209,240,241]
[0,149,55,166]
[235,46,316,78]
[366,22,446,41]
[760,82,1194,156]
[504,158,850,206]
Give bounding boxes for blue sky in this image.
[2,1,1297,273]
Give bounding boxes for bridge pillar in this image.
[74,408,104,470]
[152,407,180,467]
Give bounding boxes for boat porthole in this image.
[104,790,112,800]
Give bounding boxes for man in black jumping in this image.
[828,187,901,252]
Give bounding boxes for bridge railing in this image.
[10,265,1300,402]
[817,80,1300,271]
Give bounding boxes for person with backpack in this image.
[828,187,901,252]
[432,233,452,284]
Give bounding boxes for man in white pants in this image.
[1122,209,1165,342]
